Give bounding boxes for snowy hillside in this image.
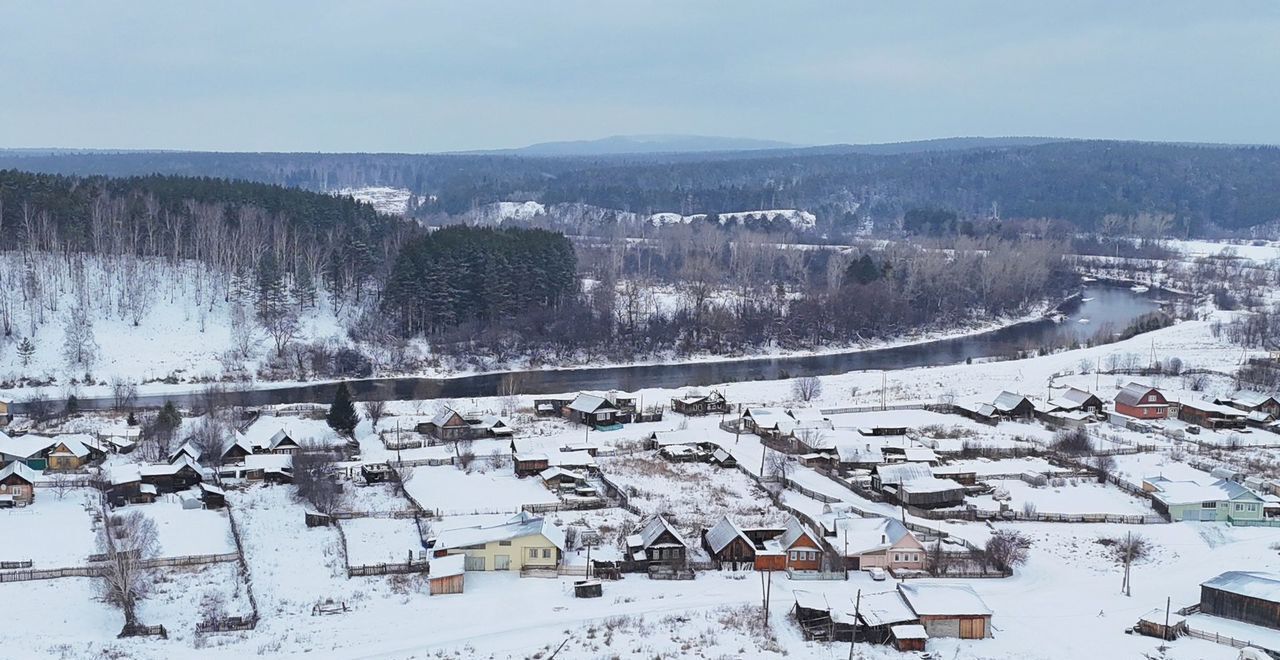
[648,209,817,230]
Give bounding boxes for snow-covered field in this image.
[0,489,98,567]
[135,500,235,557]
[970,479,1155,515]
[339,518,424,567]
[334,186,413,216]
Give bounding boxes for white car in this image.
[867,567,888,581]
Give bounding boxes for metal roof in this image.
[704,515,753,554]
[1202,571,1280,603]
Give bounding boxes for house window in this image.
[529,549,538,558]
[542,549,552,558]
[1147,394,1157,403]
[596,412,610,421]
[1202,501,1217,508]
[499,540,512,546]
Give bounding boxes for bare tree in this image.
[293,446,344,514]
[50,472,74,499]
[111,378,139,412]
[927,539,952,577]
[1092,454,1117,484]
[23,392,53,425]
[62,302,99,371]
[363,400,389,431]
[189,416,228,467]
[458,448,477,471]
[984,530,1032,573]
[765,451,791,487]
[97,504,161,628]
[486,448,507,471]
[791,376,823,403]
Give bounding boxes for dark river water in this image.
[55,283,1164,411]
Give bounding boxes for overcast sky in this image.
[2,1,1278,152]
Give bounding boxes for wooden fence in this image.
[0,552,237,583]
[347,559,431,577]
[0,560,32,570]
[387,456,457,469]
[598,474,645,516]
[1184,626,1272,652]
[118,623,167,639]
[222,502,262,626]
[196,616,258,634]
[330,509,423,520]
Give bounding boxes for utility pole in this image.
[848,588,862,660]
[735,403,742,445]
[881,372,887,411]
[1163,595,1171,641]
[1123,531,1133,597]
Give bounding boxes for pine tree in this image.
[326,382,359,438]
[16,337,35,367]
[155,401,182,435]
[65,395,79,416]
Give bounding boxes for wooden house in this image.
[197,483,226,509]
[140,456,203,494]
[777,516,823,572]
[361,462,395,484]
[532,398,571,418]
[0,398,12,426]
[703,515,758,569]
[1217,391,1280,421]
[670,391,729,416]
[221,433,255,464]
[1114,382,1169,419]
[626,515,690,566]
[1200,571,1280,630]
[168,442,202,465]
[512,451,550,477]
[46,436,98,471]
[432,512,565,572]
[539,466,585,491]
[1045,387,1104,415]
[420,408,472,441]
[0,461,36,507]
[429,554,465,595]
[991,391,1035,419]
[871,463,965,508]
[1135,607,1186,640]
[104,465,157,507]
[0,433,56,470]
[564,393,622,427]
[898,583,992,639]
[1179,399,1248,430]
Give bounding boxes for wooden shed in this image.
[898,583,992,639]
[429,554,465,596]
[1200,571,1280,630]
[1135,607,1186,640]
[890,624,928,652]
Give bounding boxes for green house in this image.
[1146,477,1266,522]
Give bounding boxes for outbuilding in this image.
[897,583,992,639]
[428,554,465,595]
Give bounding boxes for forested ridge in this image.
[5,140,1280,234]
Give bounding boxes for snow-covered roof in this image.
[778,516,819,550]
[472,415,512,431]
[1049,387,1099,410]
[899,583,992,617]
[1219,391,1280,410]
[546,450,595,468]
[874,463,934,486]
[902,448,938,463]
[857,590,918,627]
[267,429,299,450]
[793,590,829,611]
[892,624,928,640]
[1138,607,1186,626]
[108,463,141,485]
[992,391,1030,412]
[704,515,753,554]
[0,433,56,459]
[434,511,565,551]
[1201,572,1280,603]
[197,482,226,496]
[245,453,293,471]
[1116,382,1162,407]
[140,455,200,477]
[630,515,688,550]
[1147,477,1262,506]
[0,461,36,484]
[901,476,965,495]
[1180,399,1247,418]
[48,435,92,459]
[431,407,466,427]
[822,515,914,555]
[431,553,466,579]
[539,466,584,482]
[1248,410,1274,423]
[567,393,616,414]
[169,441,201,463]
[649,428,709,447]
[789,408,829,423]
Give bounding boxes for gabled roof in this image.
[0,461,36,484]
[630,515,688,550]
[778,516,819,550]
[992,391,1031,412]
[822,515,914,555]
[0,433,56,460]
[267,429,299,449]
[567,393,617,414]
[1201,571,1280,602]
[857,590,918,627]
[704,515,753,554]
[1147,477,1263,506]
[434,512,565,551]
[898,583,992,617]
[902,448,938,463]
[244,453,293,471]
[431,407,467,427]
[1219,391,1280,410]
[539,466,584,482]
[649,428,709,448]
[140,454,201,477]
[224,431,255,457]
[49,435,92,459]
[107,463,142,485]
[1048,387,1100,410]
[873,463,934,486]
[1180,399,1247,418]
[170,441,201,463]
[1116,382,1163,407]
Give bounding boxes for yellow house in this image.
[432,512,565,572]
[45,436,94,471]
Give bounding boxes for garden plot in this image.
[339,481,418,514]
[339,517,425,567]
[0,577,121,641]
[599,454,784,537]
[230,485,348,613]
[942,456,1070,477]
[969,478,1155,516]
[543,506,644,564]
[139,561,253,643]
[0,489,98,567]
[136,500,235,557]
[404,466,558,515]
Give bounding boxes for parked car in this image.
[868,567,888,581]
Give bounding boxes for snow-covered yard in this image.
[0,489,98,567]
[339,518,425,567]
[970,478,1156,516]
[403,466,559,515]
[133,499,235,557]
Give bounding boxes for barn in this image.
[898,583,992,639]
[429,554,465,596]
[1200,571,1280,630]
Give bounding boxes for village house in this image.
[0,432,57,470]
[221,428,302,464]
[954,391,1035,424]
[562,391,639,428]
[1216,391,1280,422]
[104,465,157,506]
[775,516,824,573]
[140,455,204,493]
[702,515,760,569]
[856,590,922,645]
[819,512,926,572]
[898,582,993,639]
[626,515,690,566]
[0,461,36,507]
[539,466,585,492]
[168,441,201,465]
[1178,399,1248,430]
[45,435,101,471]
[197,482,227,509]
[1144,476,1265,522]
[1200,571,1280,630]
[1045,387,1105,415]
[1114,382,1170,419]
[670,390,729,416]
[431,512,565,572]
[871,463,965,508]
[0,397,12,426]
[418,407,472,441]
[740,407,789,436]
[471,414,515,438]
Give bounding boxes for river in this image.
[48,283,1164,411]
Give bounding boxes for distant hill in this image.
[473,134,799,156]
